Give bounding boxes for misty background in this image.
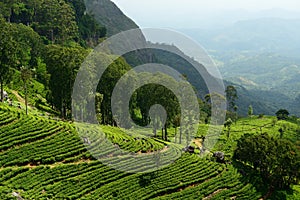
[111,0,300,116]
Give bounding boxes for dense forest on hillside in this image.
[0,0,216,128]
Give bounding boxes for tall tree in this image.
[44,44,87,118]
[33,0,79,44]
[20,66,32,115]
[225,85,238,112]
[0,19,18,101]
[248,105,253,116]
[0,16,43,102]
[14,23,43,69]
[96,57,131,125]
[224,118,233,138]
[135,73,182,141]
[14,23,43,113]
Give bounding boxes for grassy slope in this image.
[0,104,299,199]
[4,69,59,116]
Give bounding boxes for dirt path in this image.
[11,90,25,105]
[203,189,227,200]
[193,138,203,149]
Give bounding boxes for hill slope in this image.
[0,105,264,199]
[85,0,139,36]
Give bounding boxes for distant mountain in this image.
[84,0,139,36]
[220,53,300,96]
[180,18,300,56]
[220,52,300,116]
[178,18,300,116]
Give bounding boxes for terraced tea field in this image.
[0,105,297,199]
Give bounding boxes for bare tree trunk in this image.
[61,98,64,119]
[153,127,157,137]
[25,82,28,115]
[174,127,177,143]
[179,127,182,144]
[0,81,3,102]
[164,124,168,141]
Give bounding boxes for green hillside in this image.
[84,0,139,36]
[0,1,299,199]
[0,105,299,199]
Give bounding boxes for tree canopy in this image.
[276,109,290,120]
[225,85,238,112]
[44,44,88,118]
[233,133,300,189]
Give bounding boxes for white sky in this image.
[111,0,300,28]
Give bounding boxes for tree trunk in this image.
[0,81,3,102]
[61,98,64,119]
[179,127,182,144]
[164,124,168,141]
[174,127,177,143]
[262,186,274,200]
[25,82,28,115]
[153,126,157,137]
[161,128,164,140]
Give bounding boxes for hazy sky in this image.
[111,0,300,28]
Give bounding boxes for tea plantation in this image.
[0,105,299,199]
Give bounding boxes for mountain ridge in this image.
[84,0,139,36]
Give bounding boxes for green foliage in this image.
[136,83,177,141]
[1,0,106,46]
[258,113,264,118]
[44,44,88,118]
[95,92,103,122]
[0,105,299,199]
[0,17,44,106]
[20,66,32,115]
[135,74,180,124]
[13,22,44,68]
[225,85,238,112]
[32,0,79,44]
[276,109,290,120]
[224,118,233,138]
[0,1,300,199]
[96,56,132,125]
[233,133,300,189]
[248,105,253,116]
[0,104,166,167]
[0,18,18,100]
[67,0,106,46]
[84,0,138,36]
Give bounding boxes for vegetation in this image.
[276,109,290,120]
[0,103,299,199]
[0,0,299,199]
[234,133,300,190]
